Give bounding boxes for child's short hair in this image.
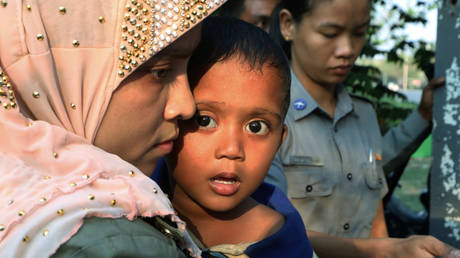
[188,16,291,118]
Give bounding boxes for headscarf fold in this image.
[0,0,226,256]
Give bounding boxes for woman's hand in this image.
[382,235,460,258]
[418,77,446,122]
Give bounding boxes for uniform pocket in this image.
[363,163,384,190]
[285,166,335,198]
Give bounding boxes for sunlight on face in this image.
[94,26,201,175]
[169,57,287,213]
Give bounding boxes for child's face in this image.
[168,57,287,212]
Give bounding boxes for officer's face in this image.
[168,57,287,213]
[282,0,370,87]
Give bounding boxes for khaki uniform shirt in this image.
[265,71,430,237]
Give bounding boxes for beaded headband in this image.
[117,0,224,78]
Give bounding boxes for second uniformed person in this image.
[265,0,455,257]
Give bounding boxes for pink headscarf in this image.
[0,0,226,256]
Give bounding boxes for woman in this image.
[0,0,226,257]
[267,0,459,257]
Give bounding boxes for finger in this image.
[447,249,460,258]
[426,77,446,89]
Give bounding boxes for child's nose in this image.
[215,128,245,161]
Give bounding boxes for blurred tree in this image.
[345,0,437,133]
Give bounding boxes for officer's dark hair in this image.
[188,16,291,118]
[269,0,325,59]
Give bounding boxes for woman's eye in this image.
[321,32,337,39]
[246,121,269,135]
[354,31,366,38]
[151,68,170,79]
[195,115,217,129]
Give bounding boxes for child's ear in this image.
[279,9,295,42]
[280,124,288,146]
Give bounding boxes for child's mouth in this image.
[209,173,241,196]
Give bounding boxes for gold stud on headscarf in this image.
[0,69,17,109]
[36,34,44,41]
[72,40,80,47]
[32,91,40,98]
[98,16,105,23]
[1,0,7,7]
[26,4,31,11]
[58,6,66,14]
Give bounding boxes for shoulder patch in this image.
[349,93,376,108]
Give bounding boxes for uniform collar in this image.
[334,84,354,122]
[291,70,318,121]
[290,70,354,121]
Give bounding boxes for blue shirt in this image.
[152,159,313,258]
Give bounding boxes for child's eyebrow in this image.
[196,101,282,123]
[249,108,282,123]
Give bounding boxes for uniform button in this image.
[346,173,353,181]
[343,223,350,230]
[306,185,313,192]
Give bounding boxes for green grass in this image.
[392,157,431,212]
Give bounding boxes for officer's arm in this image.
[370,200,388,238]
[382,111,430,174]
[307,230,459,258]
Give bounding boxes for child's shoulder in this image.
[246,202,285,240]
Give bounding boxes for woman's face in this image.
[94,26,201,176]
[284,0,370,87]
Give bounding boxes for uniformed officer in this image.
[265,0,460,257]
[266,70,430,237]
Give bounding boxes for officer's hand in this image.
[385,235,460,258]
[418,77,445,122]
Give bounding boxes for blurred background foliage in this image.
[345,0,437,133]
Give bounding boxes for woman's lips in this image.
[209,173,241,196]
[331,65,352,76]
[154,140,174,153]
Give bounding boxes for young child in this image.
[154,16,313,257]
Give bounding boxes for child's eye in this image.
[195,115,217,129]
[245,121,269,135]
[151,68,171,79]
